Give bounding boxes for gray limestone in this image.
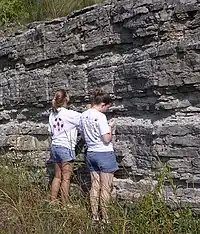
[1,0,200,209]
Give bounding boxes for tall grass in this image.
[1,163,200,234]
[0,0,104,26]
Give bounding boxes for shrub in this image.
[0,0,104,26]
[0,0,28,25]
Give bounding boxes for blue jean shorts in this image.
[86,151,118,173]
[51,145,76,163]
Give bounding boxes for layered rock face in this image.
[1,0,200,208]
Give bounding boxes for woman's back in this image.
[49,107,81,149]
[80,108,113,152]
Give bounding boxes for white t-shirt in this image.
[80,108,113,152]
[48,107,81,150]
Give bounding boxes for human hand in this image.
[108,118,116,128]
[86,104,92,109]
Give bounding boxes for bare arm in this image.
[99,115,115,144]
[102,126,112,143]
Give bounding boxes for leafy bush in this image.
[0,0,28,25]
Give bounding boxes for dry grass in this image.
[0,164,200,234]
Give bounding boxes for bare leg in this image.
[51,163,61,201]
[90,172,100,220]
[60,162,73,203]
[100,173,114,222]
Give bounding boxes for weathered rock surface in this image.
[1,0,200,208]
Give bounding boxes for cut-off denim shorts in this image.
[86,151,118,173]
[51,145,76,163]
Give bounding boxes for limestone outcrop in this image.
[1,0,200,208]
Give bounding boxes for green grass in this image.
[0,0,104,27]
[1,163,200,234]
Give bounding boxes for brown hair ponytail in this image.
[52,89,69,112]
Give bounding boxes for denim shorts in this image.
[51,145,76,163]
[86,151,118,173]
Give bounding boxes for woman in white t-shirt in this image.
[48,89,81,203]
[80,89,118,223]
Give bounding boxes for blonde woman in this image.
[48,89,81,203]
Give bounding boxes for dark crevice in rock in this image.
[73,43,134,65]
[0,54,25,71]
[66,4,99,20]
[187,10,198,19]
[21,43,134,71]
[25,57,68,71]
[165,180,200,189]
[115,166,134,179]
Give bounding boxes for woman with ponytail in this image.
[48,89,81,203]
[80,88,118,224]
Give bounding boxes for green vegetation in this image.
[0,0,103,26]
[1,163,200,234]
